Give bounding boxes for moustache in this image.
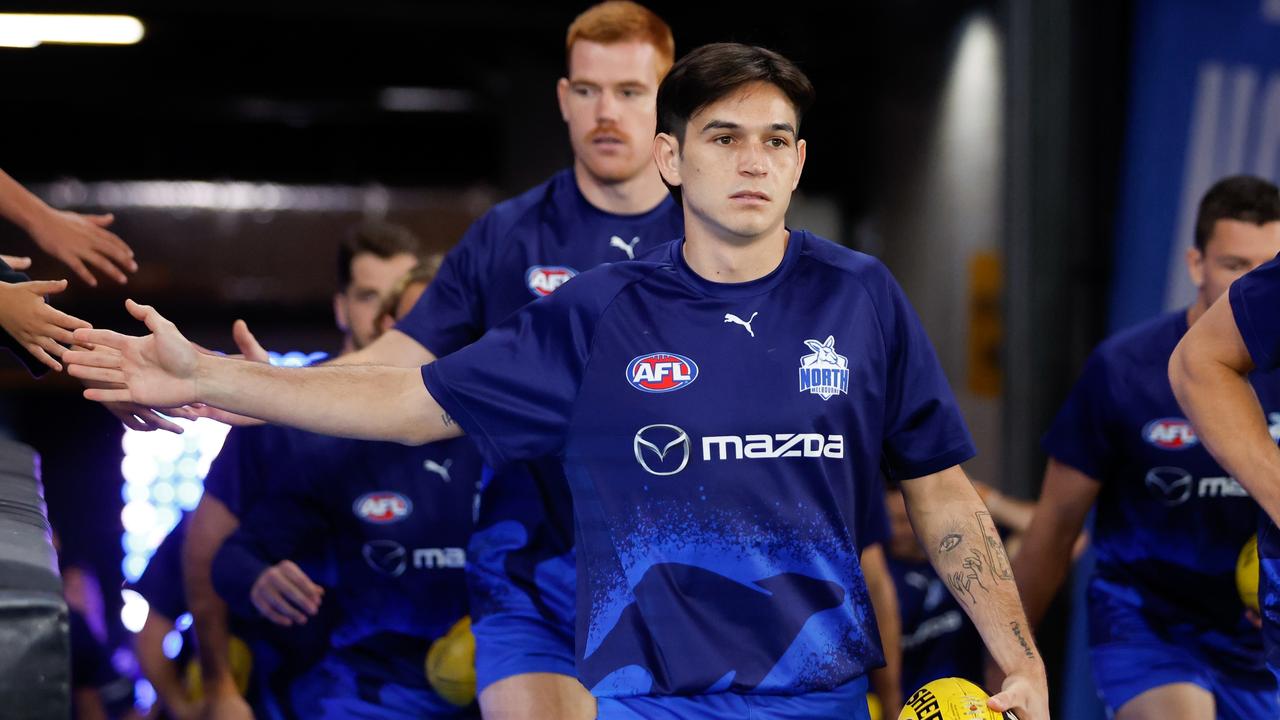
[587,125,632,144]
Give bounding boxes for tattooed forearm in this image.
[948,548,990,604]
[441,412,455,428]
[975,510,1014,582]
[1010,621,1036,659]
[939,533,962,552]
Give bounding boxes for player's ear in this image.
[654,133,682,189]
[556,78,571,123]
[792,138,806,191]
[1185,246,1205,290]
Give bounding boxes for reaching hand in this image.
[185,319,269,427]
[0,278,90,371]
[250,560,324,626]
[64,299,200,407]
[1,254,31,270]
[28,208,136,286]
[988,667,1050,720]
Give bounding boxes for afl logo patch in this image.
[627,353,698,393]
[353,492,413,524]
[1143,418,1198,450]
[526,266,577,296]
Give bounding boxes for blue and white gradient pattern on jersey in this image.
[423,231,974,700]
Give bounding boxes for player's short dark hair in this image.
[655,43,813,204]
[657,43,814,146]
[337,221,424,290]
[1194,175,1280,251]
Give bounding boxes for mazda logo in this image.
[1144,466,1193,507]
[362,540,407,577]
[634,424,691,476]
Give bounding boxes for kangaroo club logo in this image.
[526,265,577,296]
[353,492,413,524]
[627,352,699,393]
[1143,418,1198,450]
[798,336,849,401]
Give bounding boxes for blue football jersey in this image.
[1043,310,1280,670]
[214,429,481,651]
[395,167,683,355]
[1231,253,1280,373]
[392,168,684,643]
[422,231,975,699]
[203,425,315,517]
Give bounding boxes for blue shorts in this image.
[472,609,577,691]
[288,647,479,719]
[467,460,578,690]
[596,675,870,720]
[1089,592,1276,719]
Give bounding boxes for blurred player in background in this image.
[1018,176,1280,720]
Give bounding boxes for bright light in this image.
[176,481,202,510]
[123,553,148,582]
[120,455,157,486]
[0,14,144,48]
[122,483,149,503]
[151,481,174,504]
[134,679,156,713]
[121,500,158,535]
[120,589,149,632]
[162,629,184,659]
[175,613,193,632]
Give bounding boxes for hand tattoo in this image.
[949,548,990,604]
[441,412,455,428]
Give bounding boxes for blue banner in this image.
[1110,0,1280,332]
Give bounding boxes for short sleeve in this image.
[1230,253,1280,372]
[877,270,977,480]
[1041,351,1113,481]
[422,271,614,469]
[395,216,491,357]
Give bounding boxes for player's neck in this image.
[682,220,790,284]
[1186,294,1210,327]
[572,160,670,216]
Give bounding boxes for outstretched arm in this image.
[64,300,459,446]
[901,465,1049,720]
[0,168,136,286]
[1170,295,1280,524]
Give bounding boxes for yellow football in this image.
[185,634,252,701]
[1238,534,1260,614]
[425,616,476,707]
[898,677,1010,720]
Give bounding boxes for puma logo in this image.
[724,312,758,337]
[610,235,641,260]
[423,458,452,482]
